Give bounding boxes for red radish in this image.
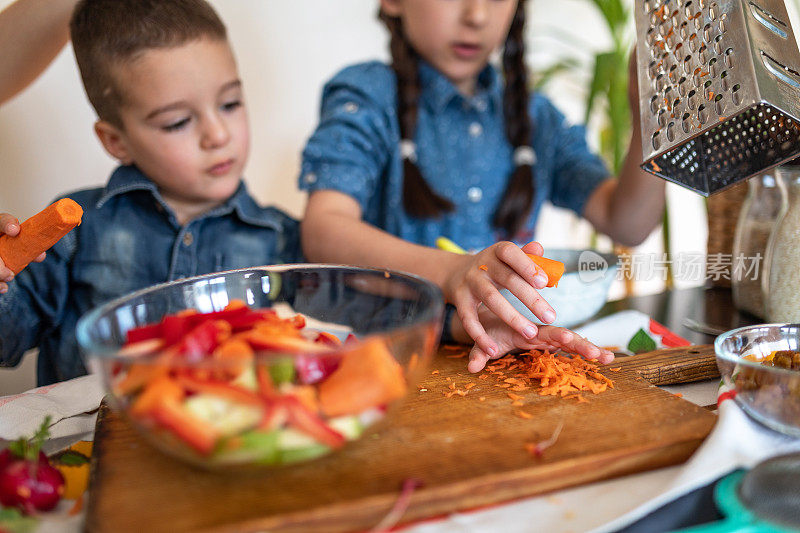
[0,460,64,513]
[0,417,65,514]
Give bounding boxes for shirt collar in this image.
[96,165,281,230]
[418,60,502,114]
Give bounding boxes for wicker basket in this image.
[706,182,749,288]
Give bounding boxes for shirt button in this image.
[344,102,359,113]
[467,186,483,203]
[304,172,317,184]
[183,232,194,246]
[469,122,483,137]
[475,99,488,112]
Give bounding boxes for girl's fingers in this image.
[492,241,542,287]
[0,214,20,237]
[467,345,491,373]
[537,326,615,363]
[33,252,46,263]
[470,271,542,339]
[477,263,555,327]
[520,240,544,257]
[454,293,498,359]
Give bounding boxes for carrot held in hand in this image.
[525,254,564,288]
[0,198,83,274]
[479,253,564,287]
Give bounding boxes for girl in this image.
[299,0,662,370]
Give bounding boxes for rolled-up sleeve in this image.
[0,225,74,368]
[299,68,395,212]
[537,98,610,216]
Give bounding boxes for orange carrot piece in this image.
[0,198,83,274]
[525,254,564,287]
[478,253,564,288]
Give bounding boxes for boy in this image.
[0,0,300,385]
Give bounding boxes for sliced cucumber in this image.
[328,415,363,441]
[184,394,262,436]
[269,358,295,384]
[215,430,281,465]
[276,428,330,464]
[231,364,258,391]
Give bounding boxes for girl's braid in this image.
[379,10,454,218]
[493,1,535,238]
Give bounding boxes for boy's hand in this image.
[442,240,555,358]
[0,213,45,293]
[450,306,615,373]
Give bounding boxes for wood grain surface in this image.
[616,344,719,385]
[86,346,718,533]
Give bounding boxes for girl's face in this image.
[381,0,518,96]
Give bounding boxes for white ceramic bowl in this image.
[501,249,618,328]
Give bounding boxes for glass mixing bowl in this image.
[77,265,443,469]
[715,323,800,436]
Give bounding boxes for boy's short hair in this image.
[70,0,227,127]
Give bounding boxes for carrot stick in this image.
[525,254,564,288]
[478,252,565,288]
[0,198,83,274]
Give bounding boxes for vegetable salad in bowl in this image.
[77,266,443,469]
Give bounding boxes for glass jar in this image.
[731,173,781,318]
[765,166,800,322]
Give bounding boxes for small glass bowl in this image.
[77,265,443,469]
[715,323,800,436]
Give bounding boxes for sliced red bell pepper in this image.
[649,319,691,348]
[226,309,280,332]
[180,320,231,361]
[282,396,345,449]
[244,330,331,355]
[258,402,287,431]
[150,399,220,456]
[162,314,191,347]
[176,375,266,408]
[126,323,163,345]
[186,304,249,327]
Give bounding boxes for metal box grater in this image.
[636,0,800,195]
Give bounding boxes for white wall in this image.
[0,0,709,393]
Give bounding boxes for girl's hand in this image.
[0,213,45,294]
[459,306,615,373]
[443,240,555,358]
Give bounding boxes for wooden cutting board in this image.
[85,346,718,533]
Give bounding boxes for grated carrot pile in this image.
[485,349,614,399]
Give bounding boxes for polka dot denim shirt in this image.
[299,61,610,251]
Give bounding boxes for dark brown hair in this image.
[379,2,534,238]
[70,0,228,127]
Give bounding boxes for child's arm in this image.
[582,51,667,247]
[446,304,615,373]
[303,191,557,358]
[0,0,77,105]
[0,213,46,294]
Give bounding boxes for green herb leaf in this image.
[627,328,657,354]
[7,416,52,462]
[51,449,90,467]
[0,507,37,533]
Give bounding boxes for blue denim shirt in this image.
[299,61,610,251]
[0,165,302,385]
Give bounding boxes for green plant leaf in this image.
[628,328,657,354]
[532,58,582,91]
[0,507,37,533]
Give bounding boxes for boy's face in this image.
[380,0,518,96]
[96,38,249,223]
